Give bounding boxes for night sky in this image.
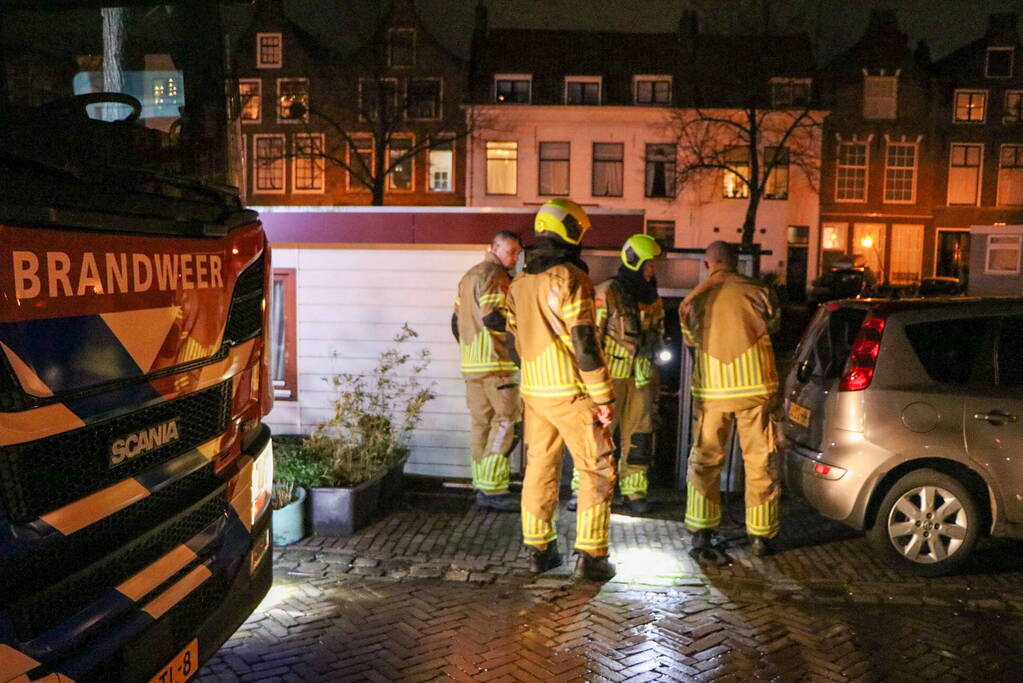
[280,0,1023,62]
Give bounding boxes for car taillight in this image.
[839,315,886,391]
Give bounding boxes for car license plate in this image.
[149,639,198,683]
[788,402,811,428]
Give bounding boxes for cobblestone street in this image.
[199,489,1023,682]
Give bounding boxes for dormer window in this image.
[863,75,897,120]
[494,74,531,104]
[986,47,1014,79]
[389,28,415,68]
[633,75,672,105]
[564,76,601,105]
[770,78,811,107]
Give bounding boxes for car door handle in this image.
[973,411,1019,425]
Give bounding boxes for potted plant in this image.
[271,436,324,546]
[306,324,435,535]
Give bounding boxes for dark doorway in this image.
[936,230,971,287]
[786,246,809,301]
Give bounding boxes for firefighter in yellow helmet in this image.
[680,241,781,558]
[568,234,665,514]
[452,231,524,511]
[506,198,617,581]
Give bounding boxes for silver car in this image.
[782,298,1023,576]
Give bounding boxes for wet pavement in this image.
[198,488,1023,682]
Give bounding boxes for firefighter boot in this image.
[750,535,773,557]
[529,542,563,573]
[573,551,616,581]
[476,491,521,512]
[623,496,651,514]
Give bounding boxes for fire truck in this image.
[1,2,273,681]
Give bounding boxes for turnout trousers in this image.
[521,395,616,557]
[684,398,781,538]
[465,375,521,495]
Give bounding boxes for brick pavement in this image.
[198,490,1023,682]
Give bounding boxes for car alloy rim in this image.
[886,485,968,564]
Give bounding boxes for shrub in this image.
[271,437,326,509]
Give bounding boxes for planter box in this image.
[272,486,307,546]
[310,477,382,536]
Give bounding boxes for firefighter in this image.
[680,241,781,557]
[452,231,523,511]
[506,198,617,581]
[567,234,665,514]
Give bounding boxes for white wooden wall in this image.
[266,246,488,479]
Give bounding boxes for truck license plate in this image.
[788,402,811,428]
[149,639,198,683]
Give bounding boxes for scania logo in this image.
[110,417,181,467]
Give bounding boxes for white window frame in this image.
[276,77,309,124]
[563,76,602,106]
[883,141,918,204]
[388,28,416,68]
[493,74,532,104]
[485,141,518,195]
[359,78,398,122]
[292,133,325,195]
[863,75,897,120]
[997,143,1023,207]
[406,77,443,120]
[835,140,869,202]
[252,133,286,195]
[386,134,415,192]
[428,137,455,193]
[954,89,988,123]
[1005,90,1023,123]
[256,32,282,69]
[986,47,1015,79]
[239,78,261,124]
[633,75,672,106]
[347,135,374,192]
[770,77,811,108]
[985,234,1022,275]
[947,142,984,206]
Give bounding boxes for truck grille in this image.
[0,382,231,524]
[223,254,264,345]
[3,467,226,642]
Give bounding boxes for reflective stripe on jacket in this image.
[594,280,664,387]
[454,253,516,377]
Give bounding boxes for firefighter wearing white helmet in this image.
[568,233,664,514]
[506,198,617,581]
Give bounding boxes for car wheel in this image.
[866,468,981,577]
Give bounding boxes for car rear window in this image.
[799,307,867,378]
[997,316,1023,387]
[904,317,994,384]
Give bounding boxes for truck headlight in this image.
[250,440,274,526]
[656,348,673,364]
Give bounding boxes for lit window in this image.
[836,141,868,201]
[592,142,623,197]
[1005,90,1023,123]
[257,33,282,69]
[986,47,1014,79]
[494,75,531,104]
[293,134,324,193]
[948,143,983,205]
[998,144,1023,206]
[277,78,308,122]
[821,222,848,252]
[954,90,987,123]
[150,76,181,117]
[271,269,297,400]
[986,234,1021,274]
[407,79,441,119]
[770,78,811,108]
[883,142,917,203]
[634,75,672,105]
[239,79,261,122]
[539,141,570,196]
[764,146,789,200]
[723,146,749,199]
[486,141,517,195]
[428,139,454,192]
[644,143,676,198]
[389,28,415,67]
[253,135,285,194]
[360,78,398,121]
[564,76,601,105]
[863,75,897,120]
[388,137,414,191]
[348,137,373,191]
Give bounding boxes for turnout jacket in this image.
[453,252,516,378]
[594,279,664,387]
[680,267,780,405]
[506,263,614,404]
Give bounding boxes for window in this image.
[998,144,1023,206]
[836,141,868,201]
[954,90,987,123]
[360,79,397,121]
[293,134,324,193]
[634,75,671,105]
[986,47,1014,79]
[997,316,1023,387]
[770,78,811,107]
[277,78,308,122]
[723,146,749,199]
[564,76,601,105]
[407,79,441,119]
[905,317,994,384]
[948,143,983,205]
[1005,91,1023,123]
[853,223,885,276]
[348,137,373,191]
[539,141,570,195]
[863,75,897,120]
[388,28,415,67]
[884,142,917,203]
[821,222,848,254]
[644,143,676,198]
[764,146,789,199]
[592,142,623,197]
[986,234,1021,274]
[239,79,261,122]
[428,139,453,192]
[494,74,531,104]
[889,224,924,284]
[486,141,517,195]
[387,137,413,191]
[646,220,675,249]
[270,269,297,400]
[257,33,282,69]
[253,134,285,194]
[796,307,867,378]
